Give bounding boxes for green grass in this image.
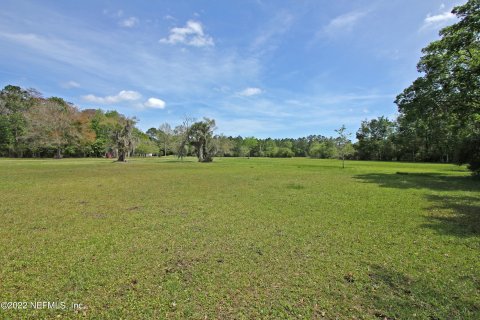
[0,157,479,319]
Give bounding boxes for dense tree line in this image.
[0,83,476,172]
[0,1,477,173]
[0,87,352,162]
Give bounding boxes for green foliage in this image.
[309,140,337,159]
[0,85,36,156]
[356,116,396,161]
[272,146,294,158]
[335,125,353,168]
[243,136,258,157]
[214,134,235,156]
[186,118,217,162]
[157,123,174,156]
[395,0,480,173]
[135,138,157,156]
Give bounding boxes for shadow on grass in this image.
[354,172,479,192]
[354,173,480,237]
[364,264,479,319]
[423,195,480,237]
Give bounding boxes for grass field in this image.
[0,157,479,319]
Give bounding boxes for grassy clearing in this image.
[0,157,479,319]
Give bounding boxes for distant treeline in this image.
[0,85,350,160]
[0,83,477,173]
[0,1,478,173]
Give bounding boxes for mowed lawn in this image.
[0,157,479,319]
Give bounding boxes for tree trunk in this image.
[197,143,204,162]
[54,148,62,159]
[118,151,127,162]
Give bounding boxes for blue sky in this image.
[0,0,461,138]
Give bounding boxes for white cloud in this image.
[144,97,166,109]
[323,11,368,35]
[423,11,456,27]
[160,20,214,47]
[61,80,80,89]
[421,4,457,30]
[121,17,139,28]
[82,90,142,104]
[238,87,262,97]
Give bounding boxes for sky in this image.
[0,0,463,138]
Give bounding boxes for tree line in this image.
[0,89,351,162]
[0,0,478,173]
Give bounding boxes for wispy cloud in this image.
[323,11,368,35]
[0,31,109,78]
[143,97,166,109]
[61,80,80,89]
[238,87,263,97]
[120,17,139,28]
[82,90,142,104]
[160,20,214,47]
[422,11,456,29]
[251,11,294,53]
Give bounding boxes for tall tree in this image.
[356,117,396,161]
[114,117,136,162]
[395,0,480,173]
[157,122,173,156]
[214,134,234,157]
[243,137,258,158]
[24,98,80,158]
[0,85,37,156]
[175,116,195,160]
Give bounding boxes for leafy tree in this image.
[243,136,258,158]
[293,137,309,156]
[173,116,195,160]
[309,140,337,159]
[335,125,353,168]
[24,98,82,158]
[273,147,294,158]
[395,0,480,174]
[263,139,277,157]
[134,129,157,156]
[186,118,217,162]
[114,117,136,162]
[157,122,174,156]
[75,109,97,157]
[214,134,234,156]
[355,117,396,161]
[0,85,37,156]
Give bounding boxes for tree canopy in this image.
[395,0,480,173]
